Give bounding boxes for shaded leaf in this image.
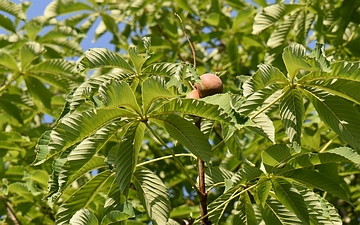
[233,191,257,225]
[261,197,303,225]
[20,42,45,69]
[279,87,304,145]
[303,88,360,151]
[272,177,309,225]
[150,114,212,163]
[108,122,145,197]
[56,170,113,225]
[281,169,351,204]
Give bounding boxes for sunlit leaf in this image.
[252,4,304,34]
[133,166,171,225]
[77,48,134,73]
[283,43,331,81]
[296,185,342,224]
[69,208,98,225]
[299,61,360,104]
[44,0,92,18]
[0,0,26,19]
[33,108,137,165]
[129,45,149,73]
[0,51,19,71]
[142,76,177,114]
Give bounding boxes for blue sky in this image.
[9,0,114,51]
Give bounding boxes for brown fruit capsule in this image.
[194,73,223,98]
[186,89,200,99]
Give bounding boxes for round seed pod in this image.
[186,89,200,99]
[194,73,223,98]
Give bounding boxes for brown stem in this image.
[195,119,211,225]
[3,196,21,225]
[174,13,197,68]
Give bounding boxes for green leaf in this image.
[99,79,142,114]
[232,166,263,185]
[278,147,360,172]
[256,177,271,206]
[100,210,133,225]
[150,114,212,163]
[129,46,149,73]
[0,14,16,33]
[242,64,288,97]
[261,197,303,225]
[272,177,309,225]
[143,62,199,91]
[281,169,351,204]
[279,87,304,145]
[142,76,177,114]
[267,8,301,49]
[261,144,296,173]
[299,61,360,104]
[252,4,304,34]
[205,166,234,187]
[69,208,98,225]
[0,99,23,125]
[154,97,232,124]
[56,170,113,225]
[247,112,275,144]
[240,86,283,116]
[101,13,119,35]
[198,93,247,127]
[0,0,26,19]
[44,0,93,18]
[108,122,145,197]
[207,184,239,224]
[132,166,171,225]
[0,51,19,71]
[303,88,360,151]
[233,192,257,225]
[283,43,331,81]
[33,108,137,165]
[296,185,342,224]
[20,42,45,70]
[69,71,134,111]
[29,59,82,92]
[77,48,134,73]
[327,147,360,164]
[24,76,52,109]
[54,121,125,200]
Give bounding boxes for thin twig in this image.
[137,153,196,167]
[174,13,197,68]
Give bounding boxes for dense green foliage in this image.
[1,0,360,224]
